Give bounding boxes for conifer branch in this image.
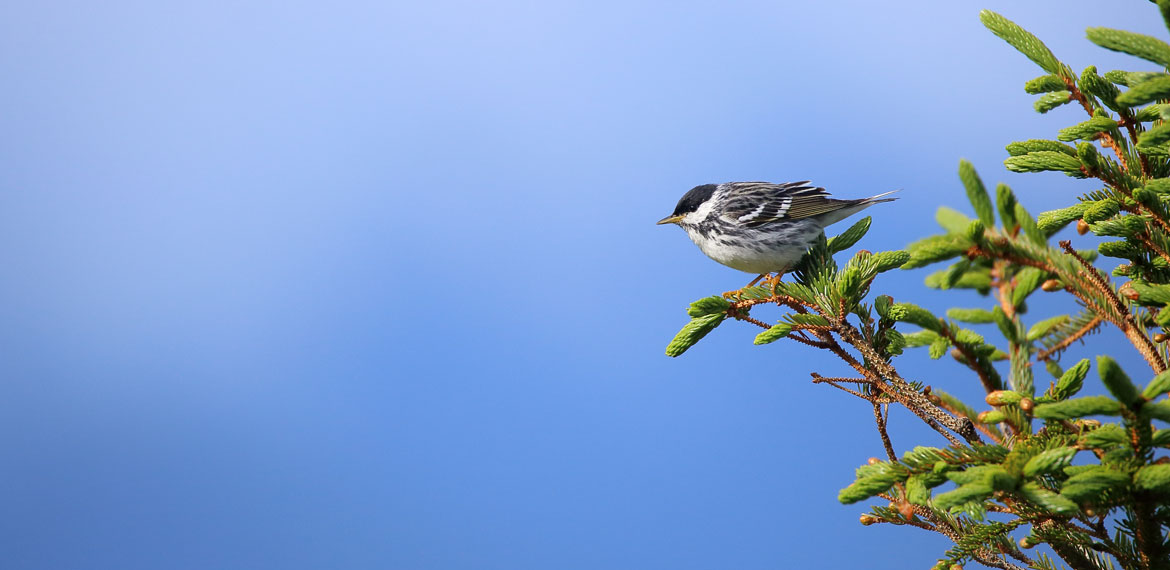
[1131,501,1161,570]
[663,8,1170,567]
[873,403,897,462]
[809,374,871,385]
[912,504,961,542]
[929,392,1005,444]
[968,239,1166,374]
[810,374,879,401]
[1135,231,1170,267]
[1063,73,1135,174]
[731,290,980,445]
[833,334,968,446]
[1118,117,1152,177]
[1058,241,1128,315]
[940,319,1004,394]
[786,333,834,349]
[1035,315,1104,361]
[727,308,771,330]
[972,546,1030,569]
[1034,519,1110,570]
[832,316,980,444]
[1126,201,1170,242]
[1059,241,1166,373]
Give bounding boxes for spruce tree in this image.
[667,3,1170,569]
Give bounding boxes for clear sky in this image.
[1,1,1166,568]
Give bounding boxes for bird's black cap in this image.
[671,184,717,216]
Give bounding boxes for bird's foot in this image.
[721,288,745,299]
[722,273,770,299]
[765,273,784,293]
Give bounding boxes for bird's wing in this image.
[720,181,847,227]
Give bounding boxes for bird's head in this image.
[656,184,717,226]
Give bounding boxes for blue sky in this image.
[2,1,1167,568]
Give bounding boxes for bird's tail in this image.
[863,189,899,204]
[818,190,899,226]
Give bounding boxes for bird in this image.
[656,181,897,293]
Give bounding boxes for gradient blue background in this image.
[2,1,1165,568]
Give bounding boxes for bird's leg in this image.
[767,273,783,291]
[722,273,769,299]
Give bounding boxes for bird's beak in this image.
[656,214,683,225]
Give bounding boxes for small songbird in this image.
[656,181,897,288]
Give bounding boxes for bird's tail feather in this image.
[817,190,899,226]
[864,189,899,203]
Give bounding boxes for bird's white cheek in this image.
[688,200,717,223]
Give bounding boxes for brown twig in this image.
[910,506,1028,570]
[730,297,977,444]
[931,393,1004,445]
[1035,520,1108,570]
[1123,199,1170,238]
[1062,75,1135,174]
[911,505,960,541]
[833,321,980,444]
[809,374,871,385]
[867,499,940,534]
[786,333,834,349]
[1133,499,1160,570]
[1059,241,1127,314]
[1060,240,1166,373]
[804,322,969,446]
[1136,231,1170,267]
[969,241,1166,374]
[942,324,1002,395]
[873,403,897,461]
[1035,315,1104,362]
[1054,518,1108,541]
[811,374,878,401]
[1076,519,1141,569]
[972,551,1029,569]
[1087,155,1170,238]
[967,245,1085,307]
[727,308,770,330]
[992,260,1017,319]
[1118,116,1152,177]
[731,294,812,312]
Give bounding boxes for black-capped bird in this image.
[656,181,896,290]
